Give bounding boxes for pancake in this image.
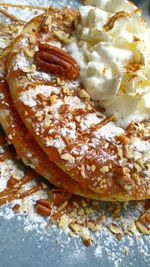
[1,77,113,199]
[6,7,150,201]
[0,6,112,200]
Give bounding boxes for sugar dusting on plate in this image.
[0,138,149,267]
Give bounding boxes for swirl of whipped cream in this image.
[67,0,150,127]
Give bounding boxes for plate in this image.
[0,1,149,267]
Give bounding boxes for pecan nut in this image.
[36,199,52,216]
[34,44,80,80]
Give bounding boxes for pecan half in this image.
[35,199,52,216]
[34,44,80,80]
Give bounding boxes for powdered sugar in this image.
[61,122,76,140]
[80,113,103,131]
[13,52,30,71]
[0,159,24,192]
[45,138,65,149]
[94,121,124,141]
[19,85,60,107]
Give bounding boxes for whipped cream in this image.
[68,0,150,127]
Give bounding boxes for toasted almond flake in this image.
[117,147,123,158]
[75,116,80,122]
[37,116,43,122]
[20,64,36,73]
[79,230,93,247]
[58,201,68,212]
[81,168,86,178]
[132,173,140,182]
[54,30,71,44]
[35,111,43,118]
[78,208,84,216]
[79,89,90,100]
[124,247,129,256]
[134,163,142,172]
[49,94,58,104]
[29,34,36,44]
[81,199,87,207]
[87,221,100,232]
[124,145,132,159]
[62,86,70,95]
[58,214,69,228]
[69,223,80,233]
[108,223,122,234]
[97,215,106,224]
[24,47,35,58]
[86,103,92,111]
[136,221,150,235]
[100,166,109,174]
[60,153,74,162]
[128,221,137,234]
[91,164,96,172]
[44,15,52,29]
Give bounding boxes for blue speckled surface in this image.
[0,1,149,267]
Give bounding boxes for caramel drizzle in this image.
[0,184,42,206]
[91,115,116,131]
[0,3,48,11]
[0,8,24,24]
[0,143,44,207]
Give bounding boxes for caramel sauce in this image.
[0,139,43,207]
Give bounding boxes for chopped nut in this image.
[69,223,80,233]
[78,89,90,100]
[80,230,93,247]
[86,102,92,111]
[117,147,123,158]
[81,199,87,207]
[100,166,109,174]
[124,247,129,256]
[58,214,69,228]
[58,201,68,212]
[29,34,36,44]
[116,135,129,144]
[134,163,142,172]
[75,116,80,123]
[54,30,71,44]
[20,64,36,73]
[78,208,84,216]
[59,104,70,113]
[62,86,70,95]
[136,221,150,235]
[140,213,150,224]
[24,111,29,116]
[49,94,58,105]
[108,223,122,235]
[24,47,35,58]
[128,222,137,234]
[60,153,74,162]
[36,204,51,216]
[44,15,52,30]
[97,215,106,224]
[132,173,140,182]
[91,164,96,172]
[12,204,21,213]
[87,221,100,232]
